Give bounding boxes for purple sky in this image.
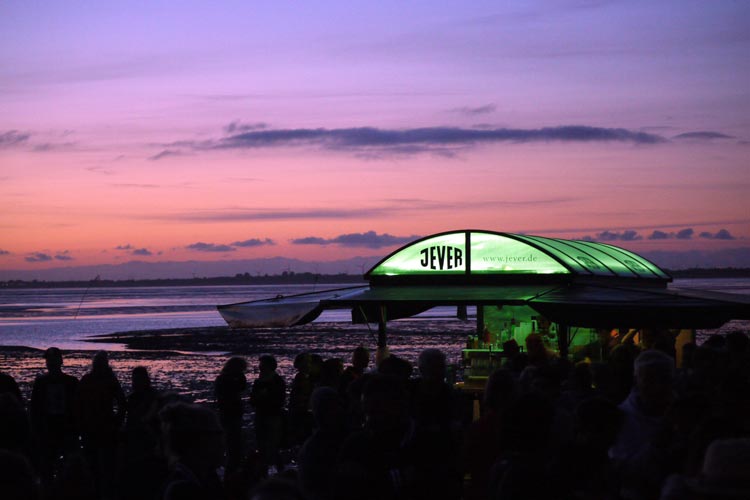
[1,1,749,278]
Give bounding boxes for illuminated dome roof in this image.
[366,230,670,283]
[219,230,750,330]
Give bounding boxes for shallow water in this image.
[1,279,748,350]
[1,279,748,404]
[0,284,362,350]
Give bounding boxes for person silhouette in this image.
[340,346,370,393]
[30,347,79,484]
[333,374,416,500]
[75,350,126,497]
[215,356,247,472]
[297,387,347,500]
[288,352,314,447]
[124,366,157,433]
[118,366,165,500]
[609,349,676,500]
[159,402,226,500]
[0,370,23,405]
[249,354,286,475]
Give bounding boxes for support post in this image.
[557,324,570,360]
[476,305,484,337]
[457,304,468,321]
[377,304,387,349]
[375,304,389,365]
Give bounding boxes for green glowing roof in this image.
[366,230,670,281]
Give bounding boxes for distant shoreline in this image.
[667,268,750,279]
[2,268,750,289]
[0,272,367,289]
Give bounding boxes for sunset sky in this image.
[1,1,749,277]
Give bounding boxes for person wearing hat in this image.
[30,347,79,484]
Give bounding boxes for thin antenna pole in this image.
[74,275,100,320]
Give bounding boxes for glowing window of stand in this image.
[470,233,569,275]
[369,233,466,276]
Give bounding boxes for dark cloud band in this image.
[673,131,733,140]
[581,230,643,242]
[582,227,736,242]
[161,123,734,159]
[24,251,74,263]
[0,130,31,148]
[186,238,275,252]
[232,238,276,247]
[699,229,735,240]
[164,208,384,222]
[216,125,665,151]
[26,252,53,262]
[648,228,695,240]
[291,230,420,249]
[450,104,497,115]
[186,242,236,252]
[148,149,182,161]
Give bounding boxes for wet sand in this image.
[0,320,473,404]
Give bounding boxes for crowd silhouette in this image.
[0,329,749,500]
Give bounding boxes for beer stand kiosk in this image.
[221,230,750,392]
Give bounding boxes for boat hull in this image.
[216,285,368,328]
[217,302,322,328]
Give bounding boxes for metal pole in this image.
[457,304,468,321]
[557,324,569,360]
[377,304,387,349]
[476,305,484,337]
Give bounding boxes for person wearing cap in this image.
[30,347,79,484]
